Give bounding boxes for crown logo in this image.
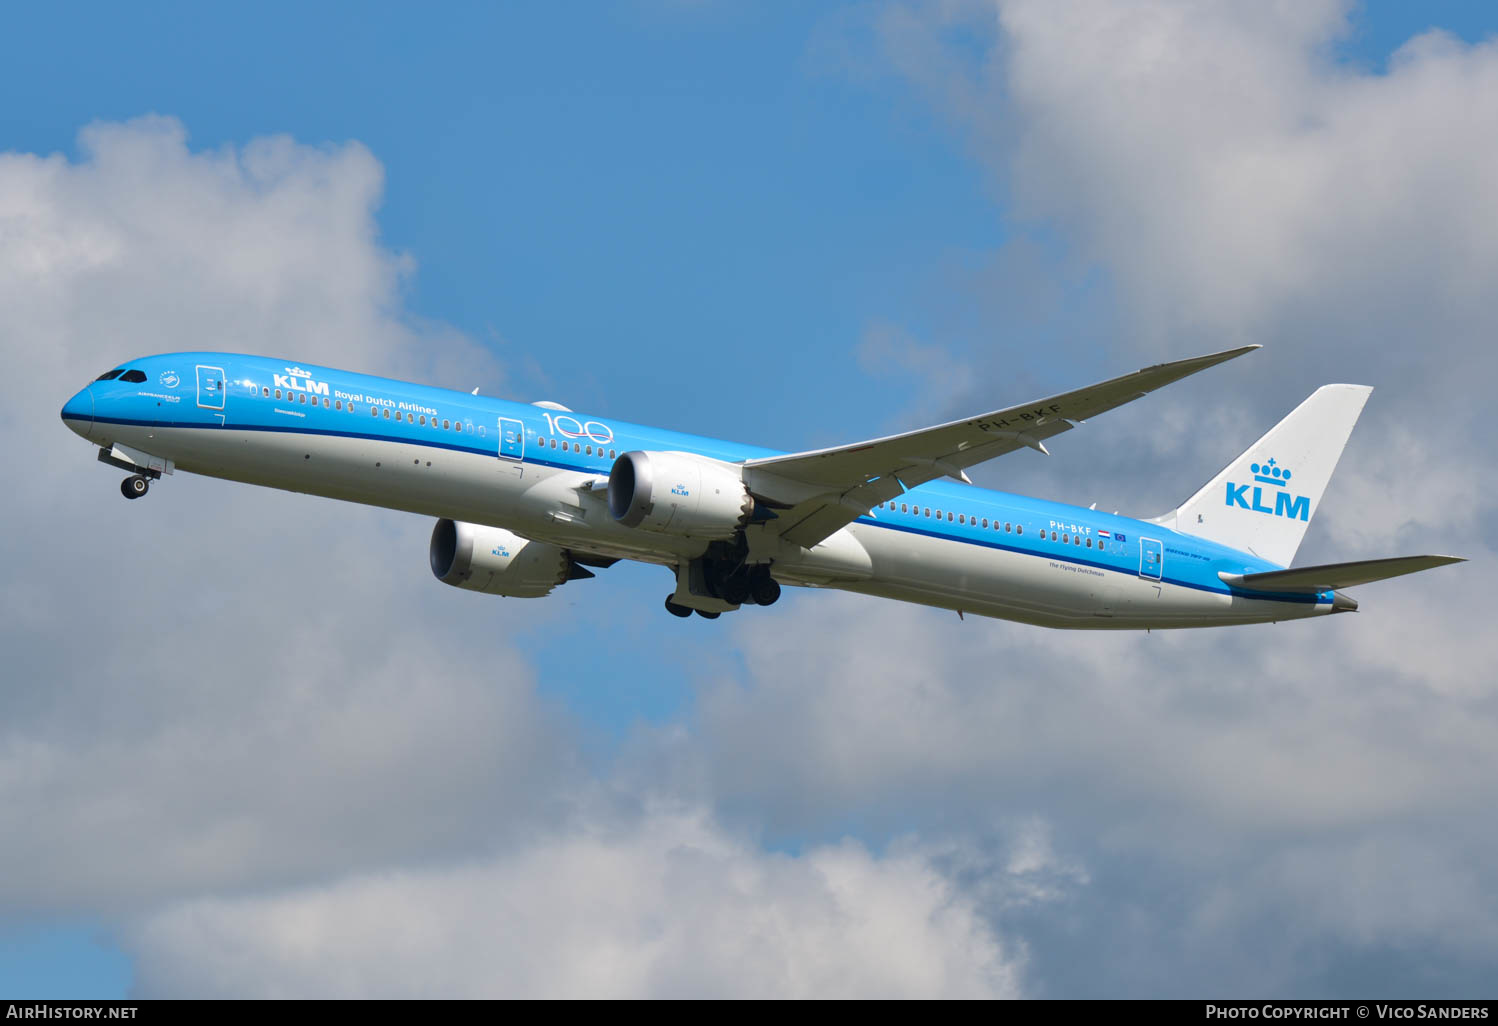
[1250,458,1292,486]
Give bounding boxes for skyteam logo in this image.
[273,366,330,396]
[159,370,180,388]
[1225,457,1309,521]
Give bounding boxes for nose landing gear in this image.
[120,475,150,500]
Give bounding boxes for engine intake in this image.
[429,519,569,598]
[608,450,753,540]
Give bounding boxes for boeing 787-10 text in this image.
[60,347,1463,627]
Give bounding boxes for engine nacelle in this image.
[608,450,754,540]
[429,519,568,598]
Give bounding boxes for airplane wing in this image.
[743,346,1260,549]
[1218,554,1466,593]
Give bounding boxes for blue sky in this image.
[4,0,1497,999]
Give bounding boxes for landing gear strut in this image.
[120,475,149,500]
[664,551,782,618]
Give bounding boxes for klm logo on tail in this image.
[1225,457,1309,521]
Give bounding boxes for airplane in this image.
[59,347,1463,629]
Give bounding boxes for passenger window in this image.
[609,450,616,459]
[924,508,931,518]
[958,514,965,525]
[1086,537,1092,548]
[1062,533,1068,543]
[262,387,270,397]
[323,397,330,408]
[1074,535,1081,546]
[1005,522,1011,532]
[1016,525,1022,535]
[298,393,306,404]
[947,512,954,522]
[335,400,342,410]
[275,389,282,399]
[419,415,425,425]
[407,412,414,423]
[1050,531,1057,541]
[900,503,907,513]
[586,445,592,455]
[573,442,580,452]
[981,518,987,528]
[383,408,390,419]
[96,369,125,381]
[549,438,556,448]
[443,419,450,429]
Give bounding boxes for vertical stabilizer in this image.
[1156,384,1372,567]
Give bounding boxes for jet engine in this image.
[608,450,754,540]
[429,519,570,598]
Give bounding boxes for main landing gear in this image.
[664,564,781,619]
[120,475,149,500]
[663,599,722,620]
[718,566,781,607]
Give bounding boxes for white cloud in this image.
[0,118,561,913]
[127,807,1022,998]
[984,0,1498,353]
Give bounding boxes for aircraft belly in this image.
[846,523,1321,629]
[131,426,705,564]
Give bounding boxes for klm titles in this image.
[275,368,436,416]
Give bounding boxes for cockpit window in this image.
[119,369,148,383]
[95,369,125,381]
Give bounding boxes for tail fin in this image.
[1154,384,1373,567]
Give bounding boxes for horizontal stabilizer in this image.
[1219,554,1466,593]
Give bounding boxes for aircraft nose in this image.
[60,385,94,441]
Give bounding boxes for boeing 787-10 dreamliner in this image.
[60,347,1462,627]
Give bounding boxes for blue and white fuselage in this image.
[59,351,1462,628]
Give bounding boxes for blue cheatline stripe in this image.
[78,416,1325,607]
